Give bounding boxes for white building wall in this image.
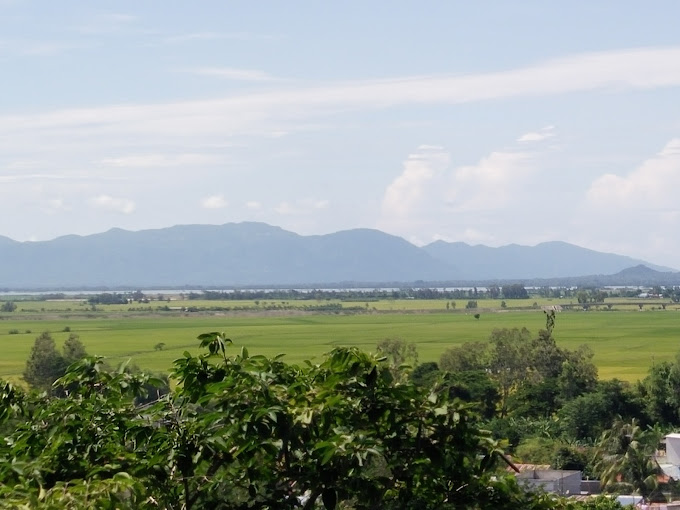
[666,434,680,465]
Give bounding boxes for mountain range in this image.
[0,222,676,289]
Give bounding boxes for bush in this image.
[514,436,556,465]
[8,329,19,335]
[1,301,17,312]
[552,444,593,476]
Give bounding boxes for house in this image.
[516,469,583,496]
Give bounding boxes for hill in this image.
[0,223,675,288]
[422,240,672,280]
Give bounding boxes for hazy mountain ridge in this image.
[0,222,675,288]
[423,239,672,279]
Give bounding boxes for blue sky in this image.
[2,1,680,268]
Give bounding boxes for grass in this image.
[2,304,680,385]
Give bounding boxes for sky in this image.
[2,2,680,268]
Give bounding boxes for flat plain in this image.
[2,296,679,385]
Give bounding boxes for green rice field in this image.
[2,299,680,385]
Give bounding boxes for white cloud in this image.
[90,195,135,214]
[275,199,329,215]
[45,198,70,214]
[309,199,329,209]
[380,146,449,219]
[201,194,228,209]
[378,133,550,248]
[517,125,555,143]
[180,67,281,82]
[0,39,82,57]
[587,138,680,208]
[2,46,680,151]
[72,12,139,35]
[461,228,498,245]
[163,32,277,44]
[446,150,536,212]
[48,198,65,209]
[246,201,262,210]
[100,153,223,168]
[105,13,137,24]
[571,138,680,268]
[4,160,45,170]
[0,173,69,183]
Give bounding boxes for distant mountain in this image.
[0,223,450,288]
[0,223,675,289]
[605,264,680,286]
[423,240,673,280]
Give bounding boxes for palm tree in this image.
[594,417,664,502]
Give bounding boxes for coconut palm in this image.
[594,417,664,502]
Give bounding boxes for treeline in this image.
[7,285,680,311]
[87,290,148,305]
[189,286,534,301]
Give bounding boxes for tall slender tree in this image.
[23,332,67,391]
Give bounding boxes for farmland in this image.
[1,295,679,385]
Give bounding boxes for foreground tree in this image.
[1,333,623,509]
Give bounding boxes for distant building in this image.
[516,469,583,496]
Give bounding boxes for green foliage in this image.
[62,333,88,366]
[0,333,610,509]
[594,418,664,502]
[488,416,561,449]
[444,370,500,420]
[514,436,557,465]
[552,444,593,475]
[561,496,624,509]
[410,361,439,388]
[557,346,598,402]
[22,331,90,392]
[558,380,642,442]
[510,378,560,419]
[637,354,680,426]
[502,284,529,299]
[375,337,418,374]
[439,314,600,426]
[488,327,533,416]
[22,332,67,391]
[0,301,17,313]
[440,341,490,373]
